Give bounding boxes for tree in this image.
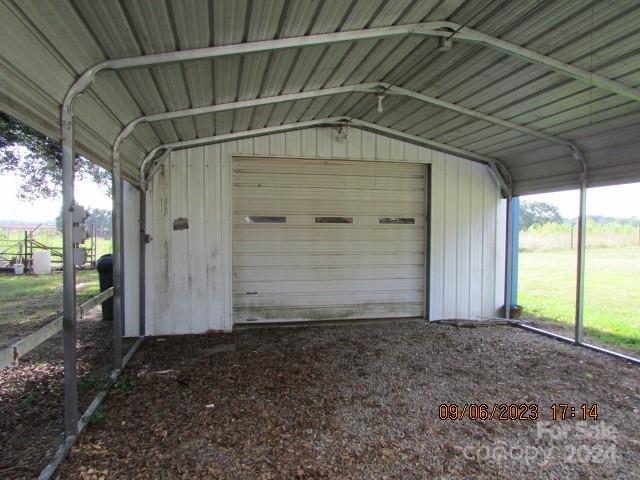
[520,200,562,229]
[0,112,111,201]
[56,207,112,234]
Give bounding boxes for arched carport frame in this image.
[55,20,640,471]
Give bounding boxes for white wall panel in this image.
[442,155,459,319]
[144,127,504,334]
[429,151,445,320]
[456,160,471,320]
[123,181,140,336]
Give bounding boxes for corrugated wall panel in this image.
[144,173,155,333]
[144,127,504,334]
[123,181,140,336]
[442,155,459,319]
[429,151,445,320]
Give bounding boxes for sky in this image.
[0,172,639,223]
[524,182,640,219]
[0,172,111,223]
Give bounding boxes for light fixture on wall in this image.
[438,36,453,51]
[376,93,385,113]
[336,124,348,141]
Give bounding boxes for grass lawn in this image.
[518,246,640,351]
[0,270,100,346]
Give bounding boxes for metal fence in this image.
[0,226,110,271]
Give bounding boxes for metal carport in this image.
[1,1,640,476]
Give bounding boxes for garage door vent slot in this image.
[379,217,415,224]
[245,216,287,223]
[315,216,353,224]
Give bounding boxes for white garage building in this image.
[1,1,639,467]
[135,128,505,335]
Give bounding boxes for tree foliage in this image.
[520,200,563,229]
[0,112,111,200]
[56,207,112,233]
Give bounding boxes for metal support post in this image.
[510,197,520,308]
[112,151,123,370]
[139,188,146,336]
[61,106,78,438]
[575,179,587,344]
[504,195,514,319]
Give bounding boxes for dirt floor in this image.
[44,320,640,479]
[0,307,117,479]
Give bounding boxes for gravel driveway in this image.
[57,320,639,479]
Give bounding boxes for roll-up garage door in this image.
[232,157,426,323]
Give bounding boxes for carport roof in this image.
[1,0,640,195]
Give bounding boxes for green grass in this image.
[0,270,100,344]
[520,221,640,251]
[518,246,640,351]
[0,228,112,264]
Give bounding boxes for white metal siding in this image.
[144,127,505,334]
[232,157,425,323]
[123,181,140,336]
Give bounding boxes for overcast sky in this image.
[0,172,111,223]
[0,171,638,223]
[524,182,640,219]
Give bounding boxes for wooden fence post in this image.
[23,230,28,269]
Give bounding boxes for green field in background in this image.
[0,229,112,262]
[0,270,100,345]
[518,246,640,350]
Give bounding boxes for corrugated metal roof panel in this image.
[0,0,639,193]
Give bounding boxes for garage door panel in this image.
[234,278,423,295]
[234,290,424,308]
[232,214,425,227]
[233,253,425,267]
[232,157,426,323]
[233,240,423,254]
[234,198,424,215]
[234,173,425,190]
[233,157,425,177]
[234,265,424,282]
[233,186,425,203]
[231,226,424,242]
[234,303,424,323]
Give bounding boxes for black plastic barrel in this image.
[96,254,113,321]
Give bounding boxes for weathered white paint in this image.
[142,127,506,334]
[123,181,140,336]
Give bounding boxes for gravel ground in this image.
[0,307,117,479]
[53,320,640,479]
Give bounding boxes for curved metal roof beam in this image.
[115,82,575,154]
[115,81,583,185]
[138,117,511,196]
[64,19,640,120]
